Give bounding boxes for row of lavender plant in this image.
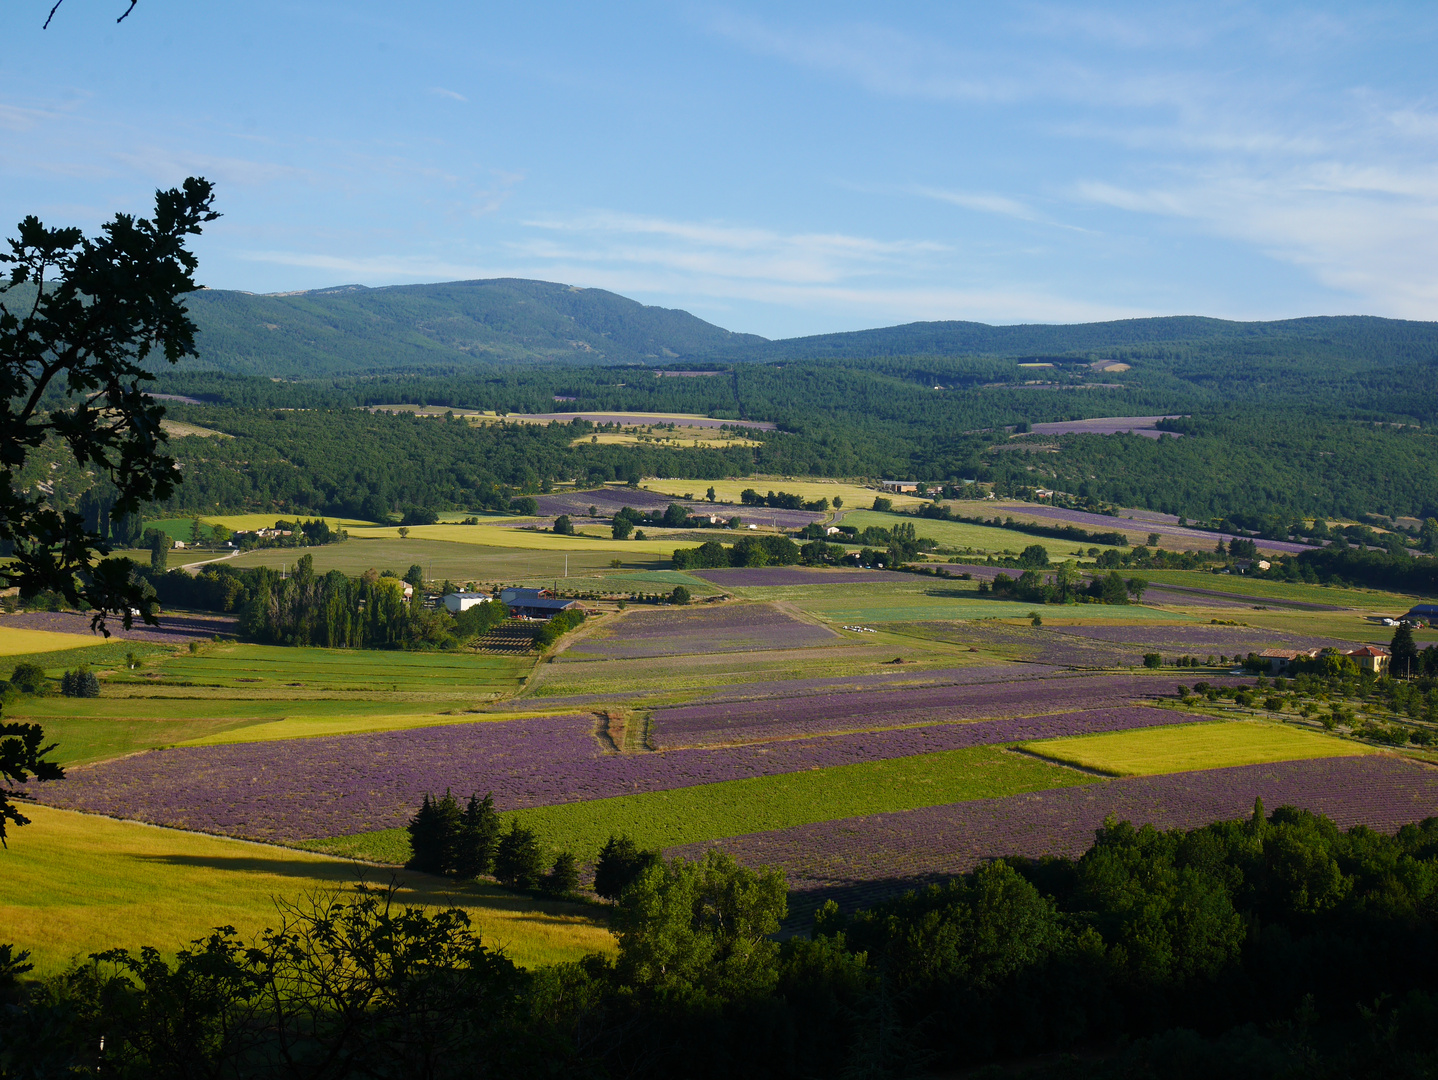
[669,756,1438,913]
[651,673,1209,747]
[582,602,836,657]
[32,705,1201,843]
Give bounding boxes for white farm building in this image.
[443,592,492,613]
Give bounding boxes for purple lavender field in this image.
[32,705,1203,842]
[1048,623,1347,653]
[578,602,836,658]
[525,663,1075,711]
[534,488,684,517]
[651,673,1191,747]
[693,567,894,587]
[671,756,1438,912]
[0,610,239,643]
[1030,415,1179,438]
[915,621,1331,667]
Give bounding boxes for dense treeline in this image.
[12,807,1438,1077]
[140,333,1438,522]
[134,557,507,649]
[152,409,755,517]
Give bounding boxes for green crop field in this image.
[308,745,1095,865]
[8,644,538,765]
[1021,721,1372,776]
[228,538,677,582]
[146,643,531,694]
[839,509,1125,562]
[5,806,613,975]
[1136,569,1415,608]
[1236,609,1438,646]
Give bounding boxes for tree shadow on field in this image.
[133,853,385,882]
[132,855,609,917]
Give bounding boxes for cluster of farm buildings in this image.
[443,587,581,620]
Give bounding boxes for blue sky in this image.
[4,2,1437,338]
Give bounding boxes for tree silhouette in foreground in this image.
[0,177,218,842]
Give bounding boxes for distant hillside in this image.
[722,315,1438,366]
[181,278,766,375]
[169,277,1438,375]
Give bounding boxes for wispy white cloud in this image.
[428,87,468,102]
[518,211,945,287]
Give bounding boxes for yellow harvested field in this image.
[348,523,683,555]
[641,477,928,510]
[5,806,614,975]
[180,710,565,747]
[160,419,232,439]
[199,513,377,531]
[0,624,103,656]
[1021,721,1371,777]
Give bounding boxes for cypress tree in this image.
[1391,623,1420,677]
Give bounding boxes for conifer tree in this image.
[542,852,580,897]
[594,834,661,901]
[405,794,442,874]
[493,820,544,889]
[453,792,500,878]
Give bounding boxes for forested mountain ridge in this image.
[167,275,1438,376]
[178,278,766,374]
[714,313,1438,364]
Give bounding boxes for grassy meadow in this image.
[5,806,613,975]
[840,509,1125,562]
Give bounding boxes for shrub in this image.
[1142,653,1162,669]
[494,821,545,890]
[9,662,47,695]
[508,496,538,515]
[553,514,574,535]
[533,608,586,649]
[670,585,691,605]
[1019,544,1050,569]
[594,835,662,901]
[872,497,893,512]
[542,852,581,897]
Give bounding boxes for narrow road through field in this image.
[179,550,242,574]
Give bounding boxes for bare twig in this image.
[42,0,136,29]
